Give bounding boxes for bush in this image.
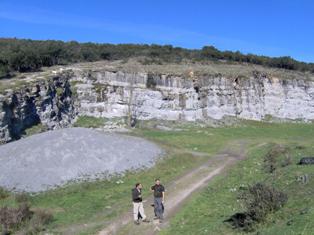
[25,209,53,234]
[0,203,32,234]
[243,183,288,220]
[0,187,9,200]
[146,73,157,89]
[33,210,53,226]
[0,203,53,234]
[15,193,30,204]
[225,183,288,231]
[264,144,290,173]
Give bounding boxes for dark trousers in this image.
[154,197,164,219]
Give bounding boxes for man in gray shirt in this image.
[151,179,165,222]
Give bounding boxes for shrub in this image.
[243,183,288,220]
[15,193,30,204]
[0,203,53,234]
[225,183,288,231]
[146,73,157,89]
[25,209,53,234]
[0,187,9,200]
[263,144,290,173]
[0,203,32,234]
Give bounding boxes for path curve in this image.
[97,141,247,235]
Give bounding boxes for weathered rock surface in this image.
[0,63,314,143]
[72,69,314,122]
[0,127,163,192]
[299,157,314,165]
[0,73,75,143]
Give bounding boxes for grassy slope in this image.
[161,123,314,235]
[1,121,314,234]
[0,119,216,234]
[0,151,205,234]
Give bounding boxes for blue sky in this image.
[0,0,313,62]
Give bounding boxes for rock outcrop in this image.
[0,64,314,143]
[72,69,314,122]
[0,73,75,143]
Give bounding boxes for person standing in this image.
[132,183,149,225]
[151,179,165,222]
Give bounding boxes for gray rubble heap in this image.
[0,127,163,192]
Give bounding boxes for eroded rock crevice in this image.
[1,68,314,143]
[0,74,75,143]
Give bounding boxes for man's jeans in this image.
[154,197,164,219]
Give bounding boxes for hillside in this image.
[0,59,313,144]
[1,38,314,79]
[1,1,313,234]
[0,55,313,235]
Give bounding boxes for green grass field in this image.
[160,123,314,235]
[1,120,314,234]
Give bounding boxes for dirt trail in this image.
[97,141,246,235]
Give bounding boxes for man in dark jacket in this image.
[132,183,149,225]
[151,179,165,222]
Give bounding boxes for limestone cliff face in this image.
[72,70,314,122]
[0,75,75,143]
[0,67,313,143]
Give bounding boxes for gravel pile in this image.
[0,127,163,192]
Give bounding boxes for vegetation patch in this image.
[161,123,314,235]
[93,83,106,94]
[56,87,63,97]
[0,194,53,235]
[0,203,32,234]
[0,188,9,200]
[93,83,109,102]
[263,144,291,173]
[24,209,53,235]
[69,80,84,97]
[23,123,45,137]
[73,116,107,128]
[225,182,288,231]
[146,73,157,89]
[15,193,30,204]
[1,121,314,234]
[1,38,313,80]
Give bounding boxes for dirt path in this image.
[97,141,246,235]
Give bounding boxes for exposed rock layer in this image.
[73,69,314,122]
[0,74,75,142]
[0,66,314,143]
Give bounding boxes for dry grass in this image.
[68,58,314,81]
[0,58,313,94]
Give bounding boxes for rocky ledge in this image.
[0,61,313,143]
